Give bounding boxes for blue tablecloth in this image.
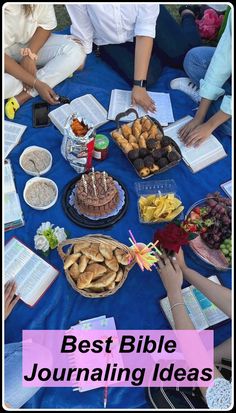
[5,47,232,409]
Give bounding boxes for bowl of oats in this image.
[19,146,52,176]
[23,177,58,210]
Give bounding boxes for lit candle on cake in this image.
[82,174,87,194]
[103,171,107,191]
[91,175,97,197]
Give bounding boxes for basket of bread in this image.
[57,234,135,298]
[111,109,182,178]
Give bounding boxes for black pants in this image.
[99,5,202,86]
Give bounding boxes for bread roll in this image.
[105,256,119,272]
[77,271,93,289]
[77,255,89,273]
[99,244,113,260]
[64,253,81,269]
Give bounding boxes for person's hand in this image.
[156,252,183,295]
[34,80,60,105]
[181,122,214,147]
[175,247,187,271]
[131,86,156,113]
[20,56,37,91]
[5,281,20,320]
[178,117,203,142]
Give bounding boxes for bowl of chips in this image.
[135,179,184,224]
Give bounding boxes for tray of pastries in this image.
[58,235,136,298]
[111,109,182,178]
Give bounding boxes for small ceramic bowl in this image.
[19,146,52,176]
[23,177,58,210]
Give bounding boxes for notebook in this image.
[108,89,174,126]
[163,116,227,172]
[70,316,117,392]
[160,275,229,330]
[4,120,26,158]
[48,94,108,134]
[4,237,59,306]
[4,159,24,231]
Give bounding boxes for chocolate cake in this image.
[75,171,119,217]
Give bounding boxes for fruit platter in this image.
[185,192,232,271]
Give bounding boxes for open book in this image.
[48,94,108,134]
[164,116,227,173]
[160,275,229,330]
[108,89,174,126]
[221,180,232,198]
[4,120,27,158]
[4,160,24,231]
[4,237,59,306]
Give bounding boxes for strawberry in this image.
[193,207,201,215]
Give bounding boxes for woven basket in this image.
[57,234,136,298]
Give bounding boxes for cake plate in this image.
[62,174,129,229]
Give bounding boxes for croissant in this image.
[99,244,113,260]
[121,124,132,139]
[107,281,116,290]
[77,255,89,273]
[105,256,119,272]
[86,263,107,279]
[114,249,131,266]
[115,269,123,282]
[64,253,81,269]
[69,262,81,280]
[81,246,104,262]
[77,271,94,289]
[88,271,117,289]
[73,241,90,253]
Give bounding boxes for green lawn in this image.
[54,4,180,31]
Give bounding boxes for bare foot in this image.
[15,90,32,106]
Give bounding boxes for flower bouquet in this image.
[34,222,68,256]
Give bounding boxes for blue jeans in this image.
[183,46,231,136]
[5,342,40,408]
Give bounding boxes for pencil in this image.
[104,386,108,408]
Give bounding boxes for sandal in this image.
[5,97,20,120]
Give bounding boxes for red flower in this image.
[154,223,189,254]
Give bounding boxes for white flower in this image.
[37,221,53,235]
[54,226,67,243]
[34,235,50,252]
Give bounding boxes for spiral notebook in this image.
[70,316,117,392]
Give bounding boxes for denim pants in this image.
[183,46,231,136]
[4,342,40,408]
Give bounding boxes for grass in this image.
[54,4,181,31]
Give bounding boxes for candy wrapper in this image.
[61,114,95,173]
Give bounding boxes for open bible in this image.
[48,94,108,134]
[4,237,59,306]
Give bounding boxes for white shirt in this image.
[66,4,160,54]
[4,4,57,50]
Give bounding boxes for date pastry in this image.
[77,271,94,289]
[148,124,159,139]
[139,131,149,141]
[88,271,117,289]
[105,256,119,272]
[139,136,147,149]
[121,142,133,154]
[112,131,125,141]
[77,255,89,273]
[99,244,114,260]
[132,119,142,139]
[121,124,132,138]
[69,262,81,280]
[114,249,131,266]
[141,117,152,132]
[140,167,150,177]
[131,142,139,150]
[128,134,137,144]
[64,253,81,269]
[86,263,107,279]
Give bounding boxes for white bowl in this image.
[19,146,52,176]
[23,177,58,210]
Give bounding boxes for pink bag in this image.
[196,9,224,40]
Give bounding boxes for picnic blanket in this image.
[5,38,232,409]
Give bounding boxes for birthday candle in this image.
[82,175,87,193]
[103,171,107,191]
[91,175,97,197]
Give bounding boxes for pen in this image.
[104,386,108,408]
